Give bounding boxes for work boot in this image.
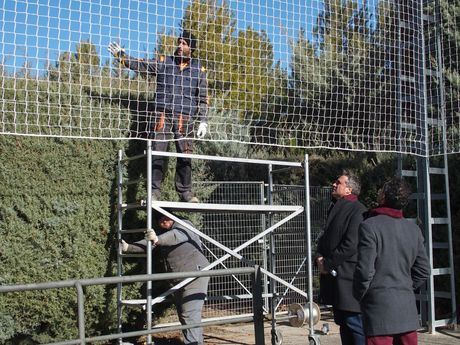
[180,192,199,203]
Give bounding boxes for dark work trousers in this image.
[149,111,195,197]
[333,308,365,345]
[173,277,210,345]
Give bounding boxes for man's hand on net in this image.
[108,42,125,58]
[197,122,208,139]
[145,230,159,245]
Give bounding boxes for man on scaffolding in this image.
[108,31,208,203]
[121,212,210,345]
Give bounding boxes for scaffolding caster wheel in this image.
[309,335,320,345]
[272,329,283,345]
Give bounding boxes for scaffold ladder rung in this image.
[433,242,449,249]
[120,253,147,258]
[434,318,455,328]
[432,268,452,276]
[120,228,148,234]
[401,170,418,177]
[431,217,449,225]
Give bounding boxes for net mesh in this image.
[0,0,458,156]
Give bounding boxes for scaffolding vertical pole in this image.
[304,154,318,344]
[146,140,153,344]
[260,182,269,312]
[418,7,433,319]
[116,149,124,345]
[267,164,277,345]
[252,265,266,345]
[419,0,434,333]
[442,153,458,329]
[417,157,435,332]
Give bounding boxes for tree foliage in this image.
[179,0,276,119]
[0,0,459,342]
[282,0,402,150]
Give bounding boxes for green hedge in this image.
[0,135,214,344]
[0,136,120,343]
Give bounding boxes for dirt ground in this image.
[203,320,460,345]
[145,311,460,345]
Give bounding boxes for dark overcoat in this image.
[353,215,429,336]
[316,198,367,312]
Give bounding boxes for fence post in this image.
[252,265,265,345]
[75,282,86,345]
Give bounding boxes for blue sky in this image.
[0,0,323,74]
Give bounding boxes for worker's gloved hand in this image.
[145,230,159,245]
[108,42,125,59]
[196,122,208,139]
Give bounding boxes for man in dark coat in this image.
[108,31,208,202]
[353,178,429,345]
[316,172,367,345]
[121,213,210,345]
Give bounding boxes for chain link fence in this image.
[197,182,331,319]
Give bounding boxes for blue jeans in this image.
[333,308,365,345]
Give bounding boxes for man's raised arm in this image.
[108,41,158,75]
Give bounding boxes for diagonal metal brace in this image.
[149,205,308,306]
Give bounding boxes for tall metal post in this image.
[267,164,277,345]
[76,282,86,345]
[146,140,153,344]
[116,150,124,344]
[252,265,266,345]
[260,182,270,312]
[418,157,435,332]
[304,154,319,344]
[418,0,435,330]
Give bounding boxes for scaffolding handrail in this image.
[121,201,304,213]
[121,147,303,167]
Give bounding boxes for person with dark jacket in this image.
[316,172,367,345]
[121,214,210,345]
[108,31,208,203]
[353,178,429,345]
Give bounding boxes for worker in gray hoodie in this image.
[122,213,209,345]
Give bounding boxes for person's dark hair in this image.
[342,171,361,196]
[178,30,197,52]
[152,210,172,223]
[381,177,411,209]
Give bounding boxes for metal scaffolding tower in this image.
[116,144,320,345]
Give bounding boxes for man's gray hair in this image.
[343,171,361,196]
